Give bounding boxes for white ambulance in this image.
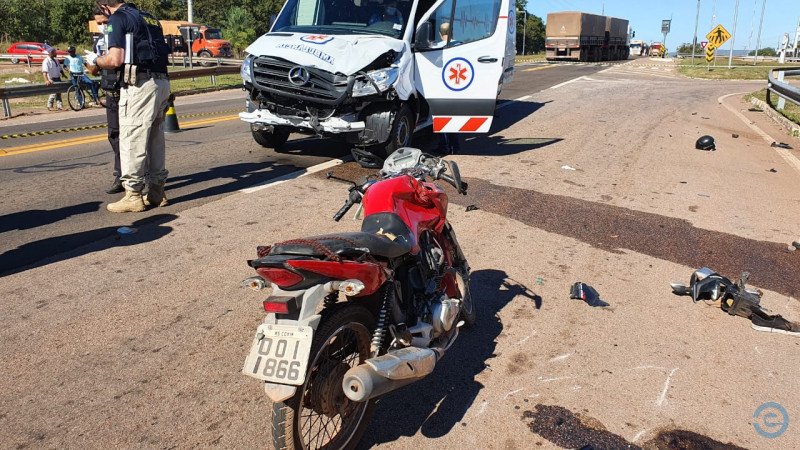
[239,0,516,167]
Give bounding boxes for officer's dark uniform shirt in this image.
[107,4,168,73]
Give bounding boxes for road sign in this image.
[706,24,731,48]
[705,43,716,62]
[701,41,708,49]
[662,20,671,34]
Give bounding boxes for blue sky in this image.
[527,0,800,51]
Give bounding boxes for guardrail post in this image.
[2,98,11,118]
[777,71,786,111]
[211,74,217,86]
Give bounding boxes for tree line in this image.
[1,0,546,56]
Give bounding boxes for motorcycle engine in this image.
[413,232,461,340]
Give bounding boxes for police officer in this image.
[90,0,172,213]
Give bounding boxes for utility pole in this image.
[753,0,766,65]
[188,0,194,23]
[518,9,527,55]
[727,0,740,68]
[692,0,701,64]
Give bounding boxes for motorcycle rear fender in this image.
[260,284,329,402]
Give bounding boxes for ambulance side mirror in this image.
[414,22,431,50]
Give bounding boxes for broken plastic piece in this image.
[748,107,763,112]
[768,168,778,173]
[771,142,793,149]
[117,226,137,234]
[793,241,800,249]
[672,267,800,337]
[569,282,609,307]
[561,165,577,171]
[732,134,739,138]
[465,205,479,212]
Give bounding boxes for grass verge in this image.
[676,58,788,80]
[746,89,800,126]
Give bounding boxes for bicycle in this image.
[66,74,107,111]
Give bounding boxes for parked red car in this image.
[5,42,68,64]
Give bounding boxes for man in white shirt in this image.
[41,48,64,111]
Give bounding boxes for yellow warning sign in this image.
[706,24,731,48]
[705,43,716,62]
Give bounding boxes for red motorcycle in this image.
[241,147,474,449]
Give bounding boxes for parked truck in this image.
[545,11,630,62]
[88,20,233,59]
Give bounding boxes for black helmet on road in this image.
[696,135,716,151]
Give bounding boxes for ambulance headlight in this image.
[352,67,399,97]
[241,54,254,84]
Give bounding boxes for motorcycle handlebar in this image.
[333,199,353,222]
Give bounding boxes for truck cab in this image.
[186,27,233,59]
[239,0,516,167]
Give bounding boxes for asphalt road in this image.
[0,63,604,276]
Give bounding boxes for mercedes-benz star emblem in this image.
[288,66,311,86]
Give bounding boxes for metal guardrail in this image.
[767,67,800,108]
[0,65,241,118]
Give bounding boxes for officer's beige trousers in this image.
[119,77,171,192]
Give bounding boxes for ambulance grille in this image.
[252,56,351,106]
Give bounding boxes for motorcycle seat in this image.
[269,232,412,260]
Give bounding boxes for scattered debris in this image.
[679,181,688,184]
[732,133,739,138]
[701,116,710,120]
[697,193,711,198]
[569,282,609,307]
[671,268,800,337]
[695,135,716,151]
[788,244,797,252]
[465,205,479,212]
[691,112,698,115]
[793,241,800,249]
[116,226,137,235]
[768,168,778,173]
[3,77,31,84]
[561,165,577,171]
[771,142,793,149]
[535,277,545,286]
[748,107,763,112]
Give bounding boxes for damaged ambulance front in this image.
[240,0,416,167]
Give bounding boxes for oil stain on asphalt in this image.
[522,404,746,450]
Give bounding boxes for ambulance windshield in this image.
[273,0,412,38]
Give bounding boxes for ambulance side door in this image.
[412,0,510,133]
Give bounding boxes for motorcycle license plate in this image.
[242,324,313,385]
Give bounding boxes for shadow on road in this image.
[0,201,101,234]
[0,214,176,277]
[276,136,352,158]
[360,269,538,447]
[165,161,306,205]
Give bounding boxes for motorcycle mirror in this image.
[447,161,466,194]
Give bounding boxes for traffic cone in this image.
[164,98,180,133]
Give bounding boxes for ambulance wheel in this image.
[251,125,290,150]
[384,104,414,155]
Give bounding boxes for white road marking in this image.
[538,375,577,383]
[718,92,800,176]
[656,368,678,407]
[504,388,524,399]
[239,157,350,194]
[635,365,668,371]
[515,95,532,101]
[549,353,573,362]
[549,77,587,90]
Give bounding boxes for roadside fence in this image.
[766,67,800,111]
[0,65,241,118]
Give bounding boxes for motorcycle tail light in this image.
[256,268,303,288]
[338,279,365,297]
[262,296,299,314]
[263,300,289,314]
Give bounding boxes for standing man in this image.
[41,47,64,111]
[93,8,124,194]
[90,0,172,213]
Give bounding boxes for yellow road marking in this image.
[0,114,239,157]
[523,65,557,72]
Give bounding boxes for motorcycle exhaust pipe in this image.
[342,346,438,402]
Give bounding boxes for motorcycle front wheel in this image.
[270,305,376,450]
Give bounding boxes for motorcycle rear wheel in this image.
[270,305,376,450]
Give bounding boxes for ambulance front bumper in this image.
[239,110,366,134]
